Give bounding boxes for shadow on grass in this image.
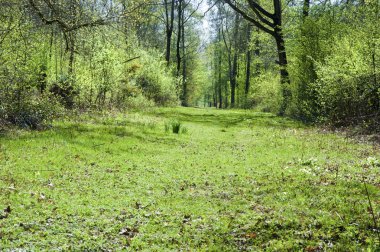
[0,121,180,154]
[151,109,305,129]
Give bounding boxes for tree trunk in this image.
[165,31,172,64]
[245,24,252,96]
[68,33,75,77]
[245,50,251,95]
[274,0,290,115]
[164,0,175,65]
[218,52,223,109]
[230,13,240,107]
[303,0,310,18]
[176,0,182,77]
[181,5,187,106]
[230,53,237,106]
[274,31,291,115]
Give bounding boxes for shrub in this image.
[247,72,282,113]
[314,33,380,130]
[49,75,79,109]
[123,94,155,110]
[134,51,178,106]
[0,94,63,130]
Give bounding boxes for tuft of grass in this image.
[165,119,187,134]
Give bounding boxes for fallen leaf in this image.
[245,232,257,239]
[119,227,139,238]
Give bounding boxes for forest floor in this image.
[0,107,380,250]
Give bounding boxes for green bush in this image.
[247,72,281,113]
[314,33,380,129]
[134,51,179,106]
[0,94,63,130]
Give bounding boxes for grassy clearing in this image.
[0,107,380,251]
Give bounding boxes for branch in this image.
[221,24,231,55]
[201,0,219,17]
[223,0,274,36]
[123,56,141,63]
[247,0,275,28]
[247,0,274,18]
[67,19,107,32]
[29,0,108,33]
[28,0,69,30]
[184,0,204,24]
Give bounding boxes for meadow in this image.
[0,107,379,250]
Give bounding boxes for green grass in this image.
[0,107,379,251]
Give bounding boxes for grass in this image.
[0,107,379,250]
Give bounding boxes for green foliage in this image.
[288,2,380,130]
[288,14,333,122]
[247,72,282,113]
[134,51,179,106]
[0,2,181,130]
[314,26,380,128]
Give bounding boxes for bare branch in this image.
[247,0,274,18]
[247,0,275,28]
[223,0,274,36]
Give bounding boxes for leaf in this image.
[119,227,139,238]
[245,232,257,239]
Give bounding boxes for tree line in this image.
[0,0,379,131]
[205,0,379,131]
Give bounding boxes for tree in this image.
[224,0,291,114]
[27,0,108,76]
[164,0,175,65]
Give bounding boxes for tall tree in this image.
[224,0,291,114]
[164,0,175,65]
[244,23,252,96]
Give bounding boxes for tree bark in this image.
[273,0,290,115]
[218,49,223,108]
[230,53,237,106]
[245,50,251,95]
[245,25,252,96]
[164,0,175,65]
[176,0,182,77]
[181,3,187,106]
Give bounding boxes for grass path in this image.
[0,107,379,250]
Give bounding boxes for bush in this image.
[0,94,63,130]
[314,33,380,129]
[123,94,155,110]
[247,72,282,113]
[134,51,179,106]
[49,75,79,109]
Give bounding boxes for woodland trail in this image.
[0,107,379,250]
